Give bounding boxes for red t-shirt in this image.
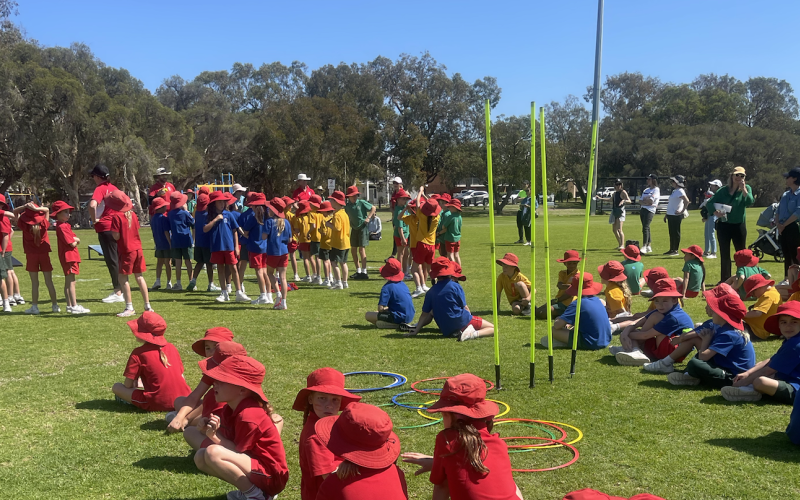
[110,212,142,255]
[18,217,51,254]
[123,342,191,412]
[0,213,11,252]
[199,374,226,418]
[293,186,313,202]
[429,424,518,500]
[300,412,342,500]
[56,221,81,264]
[218,397,289,497]
[315,464,408,500]
[148,181,176,199]
[91,181,119,233]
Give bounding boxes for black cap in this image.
[89,164,110,178]
[783,167,800,180]
[614,178,622,185]
[647,173,658,179]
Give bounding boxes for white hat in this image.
[155,167,171,176]
[392,176,403,184]
[296,173,311,181]
[231,183,247,193]
[708,179,723,187]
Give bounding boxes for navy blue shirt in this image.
[652,303,694,337]
[560,295,611,350]
[422,279,472,337]
[770,334,800,390]
[151,212,171,251]
[194,210,209,248]
[209,210,239,252]
[168,208,194,248]
[264,218,292,256]
[379,281,416,324]
[709,323,756,375]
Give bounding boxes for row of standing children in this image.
[0,194,24,312]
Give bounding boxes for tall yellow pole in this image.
[485,100,501,389]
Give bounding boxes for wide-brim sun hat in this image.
[670,175,685,188]
[151,197,169,212]
[315,403,401,469]
[328,191,346,206]
[380,258,405,282]
[643,267,669,288]
[155,167,171,176]
[169,192,188,210]
[104,190,133,212]
[556,250,581,263]
[430,257,454,279]
[496,252,519,268]
[620,244,641,262]
[765,302,800,336]
[734,249,759,268]
[231,183,247,193]
[246,193,268,207]
[564,272,603,296]
[281,196,295,209]
[191,326,234,357]
[126,311,168,347]
[421,198,442,217]
[426,373,499,419]
[197,341,248,372]
[452,263,467,281]
[317,201,334,213]
[268,197,286,218]
[704,284,746,331]
[680,245,705,263]
[744,274,775,298]
[346,186,360,197]
[292,367,362,412]
[395,189,411,200]
[598,261,627,282]
[0,194,8,211]
[649,278,683,299]
[296,201,312,215]
[209,191,227,204]
[201,355,269,404]
[195,194,210,212]
[296,174,311,181]
[445,199,462,211]
[50,200,75,216]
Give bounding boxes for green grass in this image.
[1,208,798,500]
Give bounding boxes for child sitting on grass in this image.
[727,249,771,300]
[598,261,631,318]
[743,274,783,340]
[619,244,644,295]
[723,302,800,403]
[535,250,580,319]
[496,252,532,316]
[365,257,415,329]
[612,279,694,366]
[149,198,172,291]
[544,272,616,350]
[679,245,706,299]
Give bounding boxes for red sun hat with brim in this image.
[209,190,227,204]
[643,267,669,288]
[246,192,268,207]
[19,207,48,226]
[191,326,234,357]
[169,191,188,211]
[267,198,286,219]
[430,257,454,279]
[765,302,800,336]
[0,194,9,210]
[328,191,346,206]
[200,355,269,404]
[126,311,168,347]
[224,192,237,206]
[292,367,362,412]
[620,245,641,262]
[281,196,295,209]
[345,186,359,197]
[197,341,248,372]
[309,194,322,209]
[598,261,628,282]
[445,199,462,211]
[430,194,441,201]
[426,373,499,419]
[496,252,520,268]
[704,283,746,331]
[564,272,603,296]
[296,200,312,215]
[440,193,452,202]
[681,245,705,262]
[50,200,75,216]
[151,197,169,212]
[421,198,442,217]
[395,189,411,200]
[195,194,210,212]
[315,403,401,469]
[452,263,466,281]
[186,188,194,194]
[744,274,775,298]
[405,199,417,213]
[317,201,334,213]
[104,190,133,213]
[557,250,581,263]
[734,249,759,268]
[380,258,405,282]
[649,278,683,299]
[198,186,210,196]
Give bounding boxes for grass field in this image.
[1,208,798,500]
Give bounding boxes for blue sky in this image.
[13,0,800,118]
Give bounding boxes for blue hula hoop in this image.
[344,371,407,393]
[391,390,434,410]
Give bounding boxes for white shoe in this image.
[66,306,73,313]
[667,372,701,386]
[149,282,161,291]
[171,283,183,291]
[540,336,568,348]
[643,358,675,373]
[706,253,717,259]
[778,278,790,287]
[615,350,651,366]
[523,241,531,246]
[610,322,622,334]
[208,283,222,292]
[251,295,269,305]
[328,281,343,290]
[301,276,312,282]
[608,345,626,355]
[216,292,230,303]
[116,308,136,318]
[321,279,331,287]
[273,299,287,310]
[422,285,430,292]
[14,294,25,304]
[312,276,322,285]
[404,273,414,281]
[25,305,40,315]
[646,245,652,253]
[721,385,763,402]
[235,291,251,302]
[2,301,11,313]
[71,305,90,314]
[7,297,16,306]
[294,274,301,282]
[640,247,649,254]
[102,293,124,303]
[51,304,61,313]
[226,284,232,293]
[411,288,425,298]
[144,305,155,312]
[459,324,479,341]
[343,281,349,289]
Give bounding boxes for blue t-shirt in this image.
[209,210,239,252]
[151,213,171,251]
[652,304,694,337]
[194,211,209,248]
[379,281,416,324]
[264,218,291,256]
[422,279,472,337]
[560,295,611,350]
[240,211,267,254]
[168,208,194,248]
[770,335,800,390]
[708,323,756,375]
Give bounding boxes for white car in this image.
[596,187,615,198]
[461,190,488,206]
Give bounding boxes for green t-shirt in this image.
[443,212,462,242]
[707,185,755,224]
[187,200,196,214]
[620,259,644,294]
[437,210,451,243]
[682,259,704,292]
[345,199,373,231]
[392,205,409,238]
[736,265,771,299]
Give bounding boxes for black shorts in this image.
[350,227,369,248]
[194,246,212,264]
[772,381,797,404]
[171,247,194,260]
[154,249,171,259]
[310,242,321,255]
[378,311,401,324]
[318,248,330,261]
[330,248,350,264]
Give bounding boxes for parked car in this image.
[596,186,615,198]
[461,190,488,206]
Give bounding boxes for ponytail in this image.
[124,210,133,229]
[336,460,360,480]
[30,223,42,246]
[254,205,264,225]
[159,347,171,368]
[276,218,286,233]
[445,418,491,474]
[620,281,632,312]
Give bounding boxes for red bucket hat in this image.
[421,198,442,217]
[315,403,401,469]
[744,274,775,297]
[281,196,295,209]
[19,207,47,226]
[151,197,169,212]
[268,197,286,218]
[317,201,334,213]
[209,190,227,204]
[405,199,417,214]
[296,200,312,215]
[309,194,322,209]
[395,189,411,201]
[104,190,132,213]
[292,367,362,412]
[564,272,603,296]
[426,373,499,419]
[329,191,346,206]
[380,258,405,282]
[345,186,360,197]
[765,302,800,336]
[126,311,168,347]
[246,192,268,207]
[445,199,462,212]
[620,244,641,262]
[191,326,234,357]
[197,341,248,372]
[704,283,746,331]
[0,194,8,211]
[201,355,269,403]
[224,192,237,206]
[650,278,683,299]
[198,186,211,196]
[496,252,520,269]
[195,194,210,212]
[169,191,188,211]
[50,200,75,216]
[430,194,441,201]
[452,263,466,281]
[734,249,759,268]
[681,245,704,262]
[430,257,454,279]
[556,250,581,263]
[643,267,669,288]
[440,193,452,202]
[598,261,627,282]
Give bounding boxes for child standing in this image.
[619,244,644,295]
[194,355,289,500]
[365,257,416,329]
[535,250,580,319]
[52,201,88,314]
[679,245,706,299]
[0,195,14,312]
[727,249,771,300]
[345,186,376,280]
[598,261,632,318]
[295,201,315,282]
[392,190,411,278]
[723,302,800,403]
[240,194,270,305]
[402,374,523,500]
[282,196,301,282]
[317,201,335,287]
[326,191,351,290]
[545,273,615,350]
[495,252,532,316]
[263,198,292,310]
[401,200,423,294]
[441,199,463,266]
[112,311,191,410]
[15,203,58,314]
[149,197,172,291]
[293,368,362,500]
[414,190,441,294]
[743,274,783,340]
[309,195,324,284]
[189,193,220,292]
[106,191,153,317]
[167,191,195,291]
[204,191,249,303]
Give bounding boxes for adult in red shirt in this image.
[293,173,314,202]
[88,164,124,303]
[148,167,177,207]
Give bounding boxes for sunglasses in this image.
[734,173,746,178]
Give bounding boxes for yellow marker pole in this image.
[529,102,537,388]
[540,107,554,383]
[485,100,501,390]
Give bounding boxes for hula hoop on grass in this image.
[417,399,511,420]
[495,423,558,453]
[501,436,580,471]
[392,391,436,410]
[397,418,443,430]
[493,418,567,443]
[535,420,584,448]
[344,371,407,393]
[410,377,495,395]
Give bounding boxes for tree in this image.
[546,96,592,203]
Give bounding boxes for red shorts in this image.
[445,241,461,253]
[684,290,699,298]
[287,240,298,253]
[211,250,237,265]
[299,242,311,253]
[249,458,288,497]
[26,253,53,273]
[119,250,146,275]
[435,243,440,250]
[643,336,685,362]
[394,236,408,248]
[266,254,289,269]
[130,389,170,412]
[413,243,435,265]
[462,316,484,332]
[249,253,268,269]
[61,260,80,275]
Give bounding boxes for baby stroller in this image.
[748,203,783,262]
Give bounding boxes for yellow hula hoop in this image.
[417,399,511,421]
[496,420,583,449]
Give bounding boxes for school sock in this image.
[242,485,265,500]
[153,279,161,286]
[145,302,152,311]
[125,303,134,310]
[662,356,675,365]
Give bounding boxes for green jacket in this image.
[707,185,754,224]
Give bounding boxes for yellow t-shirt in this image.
[746,287,782,339]
[401,212,419,248]
[789,291,800,303]
[287,211,299,243]
[416,213,440,246]
[605,282,627,314]
[319,214,333,250]
[555,269,578,306]
[296,213,312,243]
[329,209,351,250]
[309,211,323,243]
[496,271,532,304]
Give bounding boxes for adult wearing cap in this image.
[639,174,660,254]
[345,185,376,280]
[293,173,314,202]
[365,258,415,329]
[148,167,176,207]
[88,164,125,303]
[777,167,800,284]
[699,179,723,259]
[707,166,755,281]
[663,175,691,256]
[546,273,614,350]
[388,176,404,258]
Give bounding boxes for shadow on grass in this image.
[348,292,381,298]
[133,455,204,475]
[638,379,707,391]
[699,395,772,406]
[75,399,145,413]
[140,419,168,431]
[196,305,253,311]
[148,497,224,500]
[382,331,451,340]
[707,431,800,463]
[341,324,378,331]
[596,355,621,366]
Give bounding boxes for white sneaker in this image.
[216,292,230,303]
[51,304,61,313]
[2,301,11,313]
[171,283,183,291]
[411,287,425,298]
[66,305,73,313]
[458,324,479,341]
[608,345,626,355]
[343,281,349,289]
[667,372,701,386]
[226,284,232,293]
[251,295,270,305]
[294,274,301,282]
[721,385,763,402]
[235,291,251,302]
[540,336,569,348]
[14,294,25,304]
[301,276,312,282]
[640,246,649,254]
[102,293,125,303]
[321,279,331,287]
[312,276,322,285]
[329,281,343,290]
[71,305,90,314]
[523,241,531,246]
[7,297,16,306]
[422,284,430,292]
[706,253,717,259]
[25,305,40,315]
[643,358,675,373]
[778,278,790,287]
[615,349,651,366]
[116,308,136,318]
[208,283,222,292]
[610,322,622,334]
[273,299,287,310]
[646,245,653,253]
